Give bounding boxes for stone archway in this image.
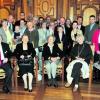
[82,5,99,26]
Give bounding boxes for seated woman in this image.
[14,35,36,92]
[42,35,63,87]
[65,34,93,92]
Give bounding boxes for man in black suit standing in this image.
[77,16,85,35]
[0,35,13,93]
[85,15,98,44]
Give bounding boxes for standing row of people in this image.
[0,13,100,93]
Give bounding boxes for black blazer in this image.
[1,42,12,59]
[42,43,63,60]
[70,43,93,64]
[14,42,36,60]
[80,25,85,35]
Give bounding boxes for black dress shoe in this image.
[54,83,58,88]
[2,86,10,93]
[47,79,52,87]
[52,78,58,88]
[24,88,28,91]
[29,89,32,92]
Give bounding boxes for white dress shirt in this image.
[0,44,5,60]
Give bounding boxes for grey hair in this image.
[47,35,55,42]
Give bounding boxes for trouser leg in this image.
[45,61,51,79]
[71,62,82,86]
[2,63,13,91]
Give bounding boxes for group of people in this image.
[0,12,100,93]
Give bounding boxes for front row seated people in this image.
[42,35,63,87]
[65,34,93,92]
[14,35,36,92]
[0,35,13,93]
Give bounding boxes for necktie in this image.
[90,24,94,31]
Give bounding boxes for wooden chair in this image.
[88,45,95,88]
[11,56,38,88]
[42,58,64,85]
[0,58,16,88]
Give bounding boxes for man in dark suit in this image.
[0,35,13,93]
[77,16,85,35]
[7,15,15,32]
[85,15,98,44]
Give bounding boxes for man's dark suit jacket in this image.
[1,42,12,60]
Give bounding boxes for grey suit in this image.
[0,27,13,43]
[85,23,98,44]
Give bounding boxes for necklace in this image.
[77,44,84,57]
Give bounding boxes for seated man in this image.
[42,35,63,87]
[65,34,93,92]
[0,35,13,93]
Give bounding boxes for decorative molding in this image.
[34,0,57,18]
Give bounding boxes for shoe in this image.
[47,79,52,87]
[2,86,10,94]
[52,78,58,88]
[73,87,78,92]
[54,83,58,88]
[65,83,71,88]
[29,89,32,92]
[24,88,28,91]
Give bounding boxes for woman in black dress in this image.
[14,35,36,92]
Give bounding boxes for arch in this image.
[82,5,99,26]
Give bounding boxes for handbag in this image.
[18,56,33,66]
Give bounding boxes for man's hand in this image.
[20,55,24,59]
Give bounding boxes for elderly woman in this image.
[42,35,63,87]
[14,35,36,92]
[65,34,93,92]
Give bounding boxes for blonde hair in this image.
[76,34,84,41]
[47,35,55,42]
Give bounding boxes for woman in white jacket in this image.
[65,34,93,92]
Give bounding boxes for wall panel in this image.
[34,0,57,18]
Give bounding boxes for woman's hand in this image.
[3,58,8,63]
[20,55,24,59]
[76,56,85,61]
[27,55,31,58]
[97,51,100,54]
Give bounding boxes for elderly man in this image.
[0,35,13,93]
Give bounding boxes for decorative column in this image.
[63,0,69,18]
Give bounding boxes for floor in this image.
[0,81,100,100]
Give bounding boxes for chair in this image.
[12,56,38,88]
[0,58,16,88]
[67,45,94,88]
[42,57,64,85]
[0,69,5,79]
